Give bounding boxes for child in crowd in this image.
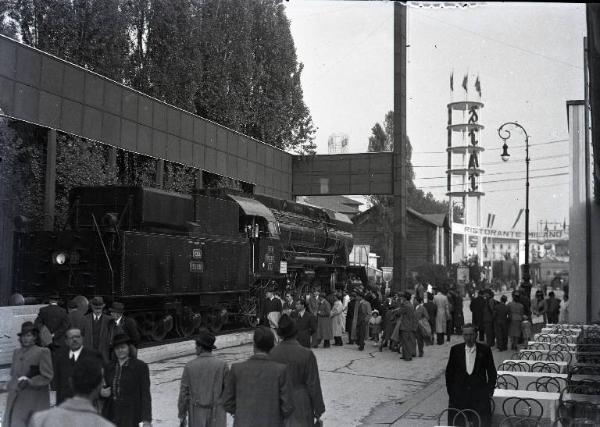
[521,315,532,348]
[369,310,382,343]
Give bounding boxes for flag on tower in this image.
[450,71,454,91]
[462,74,468,92]
[475,76,481,97]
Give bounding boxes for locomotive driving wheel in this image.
[240,297,258,328]
[206,308,229,333]
[149,313,173,342]
[175,308,201,338]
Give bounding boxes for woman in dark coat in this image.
[102,333,152,427]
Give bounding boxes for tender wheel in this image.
[150,314,173,341]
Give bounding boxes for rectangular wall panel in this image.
[0,35,292,199]
[292,153,394,196]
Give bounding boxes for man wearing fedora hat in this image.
[82,297,112,363]
[270,315,325,427]
[108,302,141,350]
[178,329,228,427]
[4,321,54,427]
[34,294,70,352]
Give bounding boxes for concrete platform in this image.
[138,331,254,364]
[0,330,253,384]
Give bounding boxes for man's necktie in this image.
[70,354,75,364]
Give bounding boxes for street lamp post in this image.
[497,122,531,294]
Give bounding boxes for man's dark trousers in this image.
[484,321,495,348]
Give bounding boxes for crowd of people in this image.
[3,295,147,427]
[258,283,467,362]
[2,282,572,427]
[468,286,570,352]
[2,298,327,427]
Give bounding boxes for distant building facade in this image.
[327,133,349,154]
[352,206,450,270]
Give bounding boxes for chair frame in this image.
[497,373,519,390]
[502,397,544,421]
[437,407,482,427]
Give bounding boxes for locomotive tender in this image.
[12,186,362,341]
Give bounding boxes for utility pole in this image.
[393,3,407,292]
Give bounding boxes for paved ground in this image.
[1,293,523,426]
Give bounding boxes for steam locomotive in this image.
[12,186,364,341]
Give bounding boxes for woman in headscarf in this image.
[3,321,53,427]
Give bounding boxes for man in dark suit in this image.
[445,323,497,426]
[470,291,486,342]
[67,299,86,331]
[291,299,316,348]
[53,327,102,405]
[493,295,510,351]
[222,327,294,426]
[34,294,70,351]
[81,297,111,363]
[270,315,325,427]
[108,302,141,348]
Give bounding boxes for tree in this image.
[195,0,315,153]
[55,135,118,228]
[144,0,201,110]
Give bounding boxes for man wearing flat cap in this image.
[108,301,141,352]
[82,297,111,363]
[270,315,325,427]
[178,329,228,427]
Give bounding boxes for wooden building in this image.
[352,205,450,271]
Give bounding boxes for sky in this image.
[284,1,587,231]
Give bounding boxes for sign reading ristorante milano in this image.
[452,223,568,240]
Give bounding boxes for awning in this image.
[322,208,353,225]
[227,194,276,223]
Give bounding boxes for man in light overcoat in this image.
[178,330,228,427]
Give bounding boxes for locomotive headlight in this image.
[52,252,68,265]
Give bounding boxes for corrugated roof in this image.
[301,195,362,216]
[354,205,448,229]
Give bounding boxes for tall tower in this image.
[447,76,485,263]
[328,133,349,154]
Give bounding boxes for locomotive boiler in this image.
[12,186,362,341]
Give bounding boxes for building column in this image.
[156,159,164,188]
[568,100,596,322]
[43,128,57,231]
